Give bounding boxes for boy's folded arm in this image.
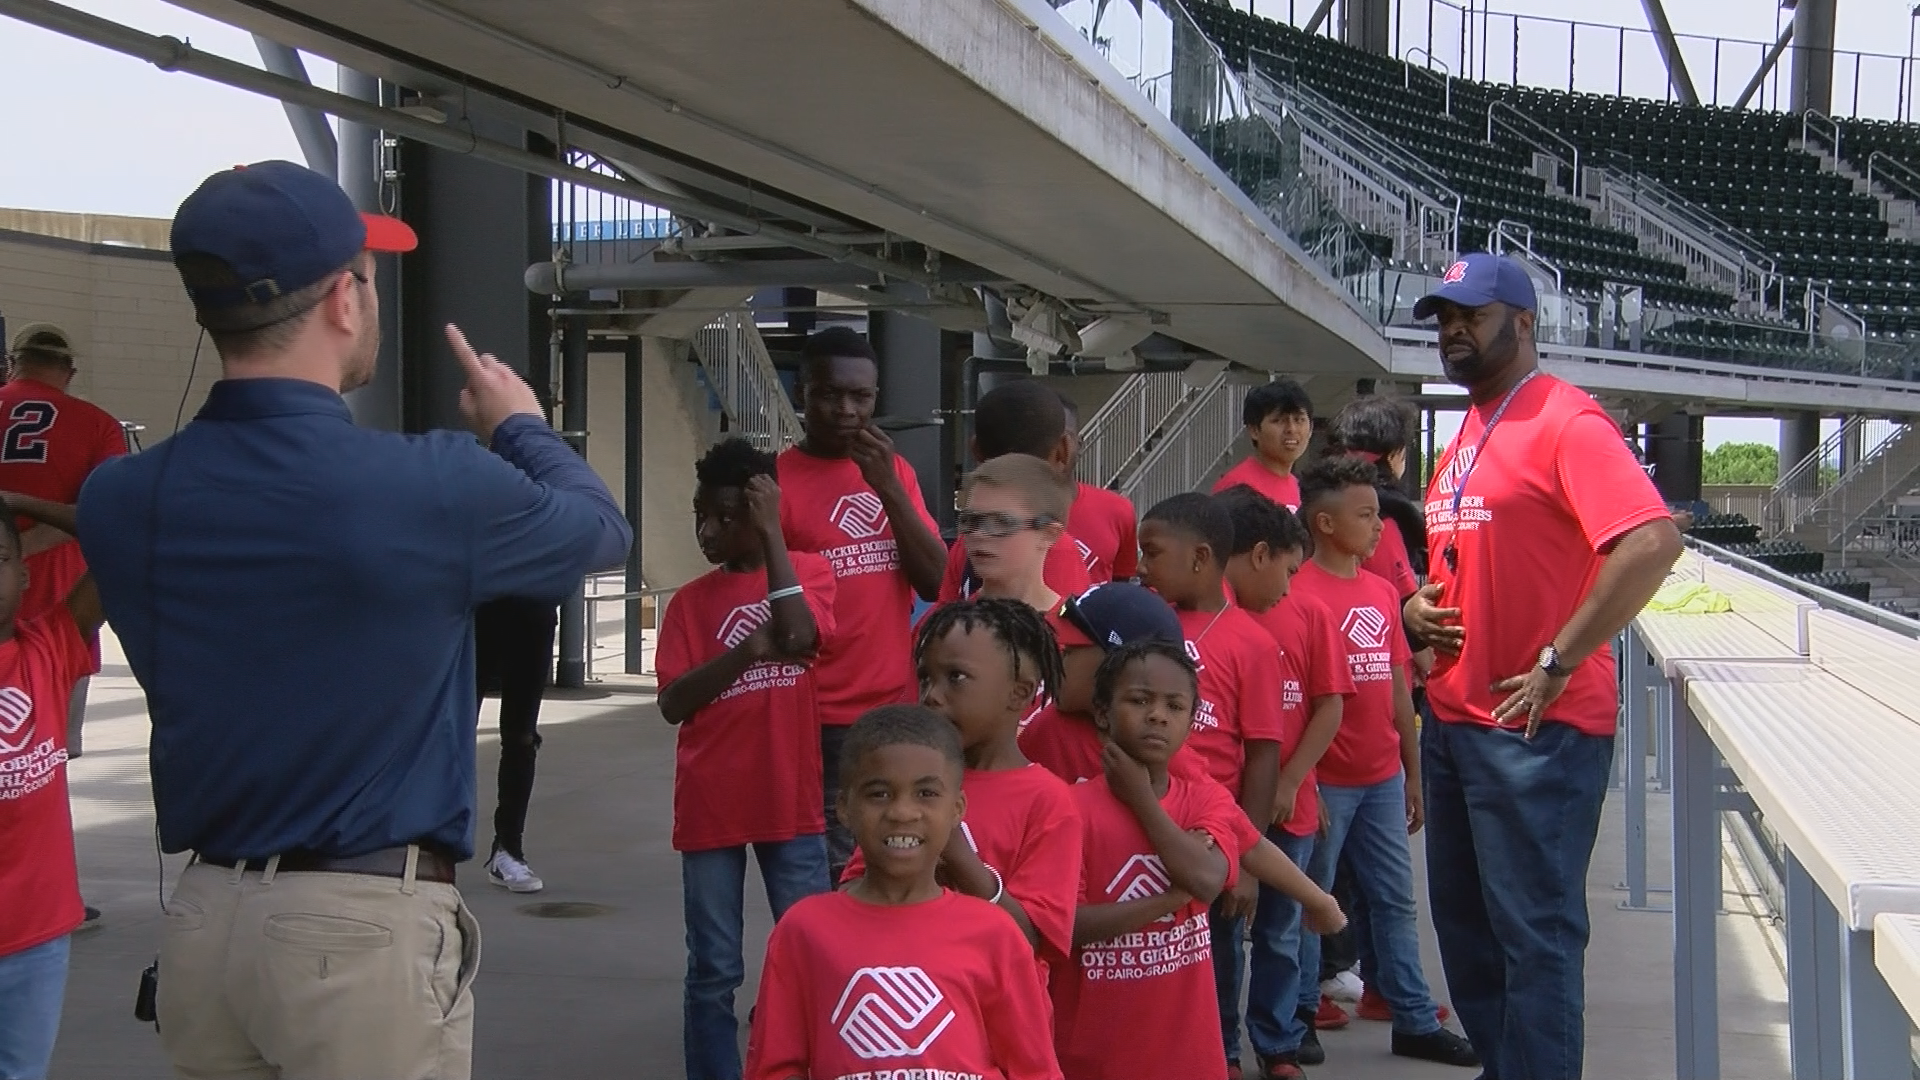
[1072,891,1190,947]
[66,572,104,639]
[1130,796,1230,902]
[658,637,766,726]
[1,492,76,536]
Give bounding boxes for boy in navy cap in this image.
[77,161,631,1080]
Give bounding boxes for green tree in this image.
[1702,442,1779,485]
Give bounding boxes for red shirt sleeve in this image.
[1009,785,1083,964]
[938,540,966,602]
[90,411,129,474]
[981,915,1071,1080]
[34,602,92,690]
[1382,578,1412,668]
[1046,541,1095,598]
[1183,777,1250,890]
[1234,631,1287,745]
[1366,520,1419,599]
[653,580,702,688]
[743,911,810,1080]
[1110,497,1139,580]
[1554,410,1673,553]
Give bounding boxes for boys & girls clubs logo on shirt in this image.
[1426,446,1491,534]
[714,604,804,702]
[1340,607,1397,681]
[1083,853,1210,979]
[832,966,960,1064]
[0,686,61,802]
[826,493,904,578]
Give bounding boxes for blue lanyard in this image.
[1445,369,1539,536]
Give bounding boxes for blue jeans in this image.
[1245,828,1317,1057]
[1316,772,1442,1036]
[0,935,69,1080]
[1423,719,1613,1080]
[1209,896,1244,1066]
[682,836,829,1080]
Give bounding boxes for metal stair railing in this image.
[1487,100,1580,197]
[1119,370,1250,510]
[1822,423,1920,553]
[1590,165,1783,315]
[1075,372,1204,490]
[1763,415,1859,536]
[1866,151,1920,206]
[690,310,802,451]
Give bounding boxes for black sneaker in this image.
[1391,1027,1480,1068]
[1297,1023,1325,1066]
[75,905,103,932]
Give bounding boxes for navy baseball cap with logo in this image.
[170,160,417,331]
[1062,582,1185,652]
[1412,252,1537,320]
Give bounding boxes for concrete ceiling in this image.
[160,0,1391,376]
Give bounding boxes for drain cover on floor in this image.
[516,901,615,919]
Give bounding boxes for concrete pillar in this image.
[1647,411,1704,504]
[1841,415,1864,475]
[337,70,404,432]
[1790,0,1836,115]
[1780,412,1822,476]
[397,102,548,434]
[868,290,945,525]
[1340,0,1392,57]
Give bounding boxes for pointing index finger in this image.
[443,324,483,375]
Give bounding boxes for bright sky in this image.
[2,0,1907,450]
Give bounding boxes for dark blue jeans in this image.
[1245,827,1318,1058]
[1209,895,1245,1067]
[682,837,829,1080]
[1423,718,1614,1080]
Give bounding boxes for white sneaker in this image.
[1322,969,1364,1002]
[486,849,544,893]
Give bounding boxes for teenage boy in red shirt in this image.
[1213,379,1314,511]
[940,381,1094,601]
[0,492,106,1080]
[746,705,1062,1080]
[778,327,947,881]
[1134,493,1288,1077]
[1215,485,1354,1076]
[657,439,838,1080]
[1290,457,1478,1070]
[1054,639,1247,1080]
[1056,392,1138,583]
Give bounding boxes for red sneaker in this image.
[1226,1063,1245,1080]
[1314,994,1350,1029]
[1357,986,1451,1024]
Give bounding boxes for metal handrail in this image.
[1590,164,1783,313]
[1762,415,1860,535]
[1120,370,1249,509]
[1801,109,1842,161]
[1866,150,1920,205]
[691,310,803,451]
[582,584,681,682]
[1487,99,1579,196]
[1251,61,1462,208]
[1488,220,1563,289]
[1404,48,1451,116]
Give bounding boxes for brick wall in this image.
[0,228,207,440]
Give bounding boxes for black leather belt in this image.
[195,844,457,885]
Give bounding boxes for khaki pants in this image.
[157,854,480,1080]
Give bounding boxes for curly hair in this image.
[694,437,776,491]
[915,598,1064,705]
[1092,638,1198,711]
[839,703,965,778]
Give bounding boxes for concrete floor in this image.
[53,632,1792,1079]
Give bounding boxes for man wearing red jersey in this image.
[778,327,947,881]
[0,492,108,1080]
[1213,379,1314,511]
[1406,257,1680,1080]
[657,439,837,1080]
[940,381,1094,601]
[1292,457,1478,1070]
[1216,486,1354,1076]
[1057,392,1138,583]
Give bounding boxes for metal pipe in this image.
[252,36,337,177]
[525,258,889,294]
[1303,0,1336,37]
[1639,0,1700,105]
[0,0,952,293]
[659,233,888,253]
[623,335,645,676]
[1733,22,1795,111]
[554,313,590,688]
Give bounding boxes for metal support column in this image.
[1790,0,1837,116]
[623,335,646,676]
[337,69,403,432]
[868,289,945,523]
[1647,411,1704,505]
[1839,927,1910,1078]
[1340,0,1391,56]
[1734,22,1797,112]
[1672,693,1721,1080]
[1639,0,1701,106]
[554,315,589,689]
[252,37,336,178]
[1619,628,1670,912]
[1786,852,1844,1079]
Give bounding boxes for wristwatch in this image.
[1538,644,1573,678]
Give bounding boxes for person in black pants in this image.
[476,596,559,893]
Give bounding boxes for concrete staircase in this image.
[1795,140,1920,244]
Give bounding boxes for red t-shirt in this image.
[0,379,125,627]
[1018,705,1208,789]
[1289,562,1409,788]
[747,889,1063,1080]
[939,535,1096,603]
[842,765,1083,969]
[0,607,93,957]
[778,448,940,726]
[655,554,838,852]
[1068,483,1138,583]
[1244,592,1354,837]
[1364,518,1419,600]
[1053,774,1251,1080]
[1424,375,1669,736]
[1174,607,1285,801]
[1212,457,1300,510]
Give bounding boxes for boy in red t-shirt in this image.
[1212,379,1314,511]
[1288,458,1478,1070]
[842,599,1082,983]
[778,327,948,882]
[0,492,110,1079]
[1216,486,1355,1076]
[1134,493,1289,1076]
[746,705,1062,1080]
[1056,392,1138,583]
[941,381,1095,601]
[656,438,839,1080]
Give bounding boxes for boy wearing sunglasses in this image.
[934,453,1092,656]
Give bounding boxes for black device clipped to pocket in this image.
[134,957,158,1027]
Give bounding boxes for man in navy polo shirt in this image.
[76,161,631,1080]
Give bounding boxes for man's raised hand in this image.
[445,324,543,443]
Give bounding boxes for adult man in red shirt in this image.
[1213,379,1314,511]
[777,327,946,879]
[1406,255,1681,1080]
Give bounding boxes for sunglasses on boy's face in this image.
[956,510,1058,539]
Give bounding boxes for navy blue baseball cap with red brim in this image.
[170,160,417,330]
[1412,252,1537,320]
[1062,582,1184,652]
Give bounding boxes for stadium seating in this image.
[1687,512,1761,546]
[1725,539,1824,575]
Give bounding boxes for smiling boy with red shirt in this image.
[778,328,948,882]
[1213,380,1314,511]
